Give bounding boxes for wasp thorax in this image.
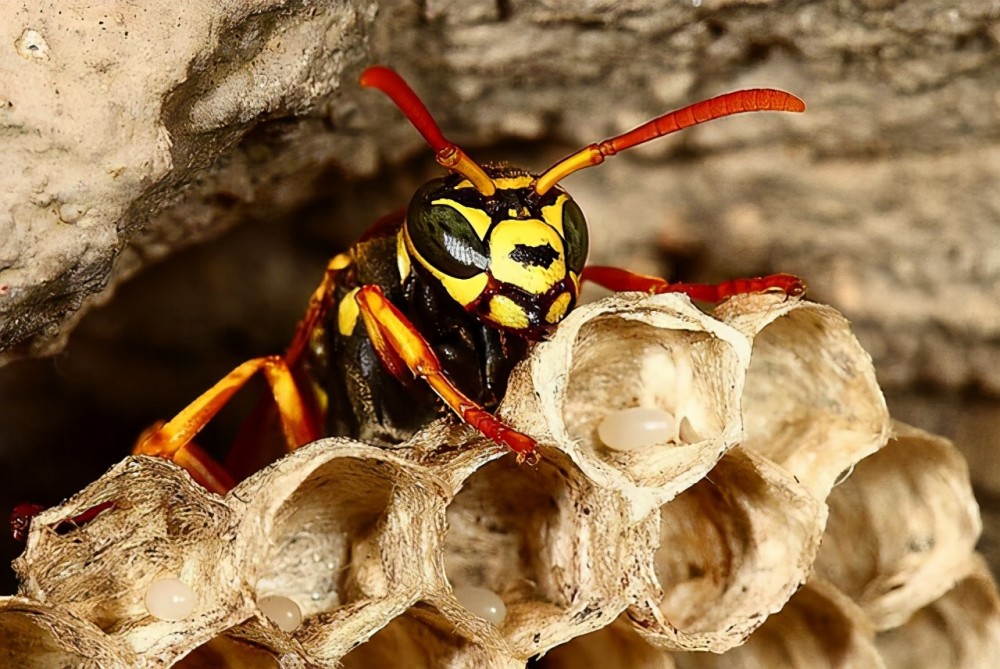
[402,169,589,334]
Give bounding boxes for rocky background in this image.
[1,0,998,593]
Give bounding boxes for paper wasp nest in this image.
[4,293,997,668]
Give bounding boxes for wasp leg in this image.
[221,253,354,479]
[10,501,118,542]
[285,253,351,365]
[581,266,805,304]
[133,355,316,493]
[355,285,539,462]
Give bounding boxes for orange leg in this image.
[582,266,805,304]
[133,355,317,494]
[354,285,539,463]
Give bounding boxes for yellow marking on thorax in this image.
[403,225,488,307]
[329,252,353,270]
[338,287,362,336]
[431,198,492,240]
[488,295,530,330]
[489,219,566,295]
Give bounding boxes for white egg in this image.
[258,595,303,632]
[598,407,676,451]
[454,585,506,626]
[145,578,196,621]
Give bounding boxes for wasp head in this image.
[401,166,588,338]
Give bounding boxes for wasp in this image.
[14,67,806,520]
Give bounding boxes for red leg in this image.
[582,266,805,304]
[10,503,45,542]
[354,285,539,463]
[11,501,117,542]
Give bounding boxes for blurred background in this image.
[2,0,999,594]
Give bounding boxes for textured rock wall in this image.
[2,0,1000,587]
[0,0,377,360]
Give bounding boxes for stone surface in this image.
[0,0,377,360]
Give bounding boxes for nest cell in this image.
[716,295,890,501]
[0,597,135,669]
[13,457,240,663]
[173,633,285,668]
[442,448,634,660]
[815,422,982,629]
[630,447,825,652]
[501,293,751,517]
[875,555,1000,669]
[338,604,517,669]
[673,580,884,669]
[246,455,394,615]
[232,439,445,662]
[531,616,675,669]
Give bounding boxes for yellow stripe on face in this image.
[338,287,361,336]
[430,198,492,240]
[488,294,530,330]
[545,291,572,324]
[396,229,411,283]
[403,226,488,307]
[540,194,569,236]
[489,219,566,295]
[492,175,535,190]
[456,174,534,191]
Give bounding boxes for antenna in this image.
[533,89,805,196]
[361,66,496,196]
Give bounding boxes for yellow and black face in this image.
[400,167,588,337]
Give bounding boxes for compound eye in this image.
[561,199,589,274]
[408,200,490,279]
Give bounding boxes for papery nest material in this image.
[815,422,982,629]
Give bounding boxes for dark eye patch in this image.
[561,199,589,273]
[510,243,559,269]
[408,199,489,279]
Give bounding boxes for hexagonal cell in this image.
[337,604,515,668]
[563,319,738,485]
[231,439,446,661]
[876,555,1000,669]
[500,293,751,515]
[249,456,395,615]
[441,448,636,659]
[13,457,242,662]
[173,634,284,668]
[815,422,982,629]
[530,616,674,668]
[716,295,890,500]
[673,580,883,668]
[0,596,135,668]
[630,447,825,652]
